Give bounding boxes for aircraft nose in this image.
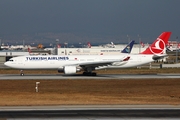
[4,61,9,66]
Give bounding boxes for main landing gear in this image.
[20,70,24,76]
[83,72,97,76]
[82,67,97,76]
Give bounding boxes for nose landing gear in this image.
[20,70,24,76]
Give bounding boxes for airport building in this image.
[57,44,148,55]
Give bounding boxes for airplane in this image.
[4,32,171,76]
[101,41,115,48]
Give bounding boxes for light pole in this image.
[176,37,178,63]
[127,35,130,43]
[56,39,59,55]
[0,39,1,50]
[23,40,25,51]
[138,34,141,53]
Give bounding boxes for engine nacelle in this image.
[58,67,64,73]
[64,66,77,74]
[58,66,79,75]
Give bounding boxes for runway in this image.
[0,73,180,80]
[0,105,180,119]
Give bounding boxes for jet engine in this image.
[58,66,80,75]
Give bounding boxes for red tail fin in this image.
[140,41,145,48]
[57,44,61,48]
[140,32,171,54]
[87,42,91,48]
[27,47,32,53]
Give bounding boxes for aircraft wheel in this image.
[83,72,86,75]
[91,72,97,76]
[20,73,24,76]
[83,72,96,76]
[20,70,24,76]
[83,72,89,76]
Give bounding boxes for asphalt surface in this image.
[0,105,180,119]
[0,73,180,80]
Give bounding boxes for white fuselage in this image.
[4,54,154,70]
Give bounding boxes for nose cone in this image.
[4,61,9,67]
[4,62,7,66]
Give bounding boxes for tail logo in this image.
[149,38,165,54]
[125,46,130,53]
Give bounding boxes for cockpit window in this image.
[9,59,14,62]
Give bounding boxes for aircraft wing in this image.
[79,56,130,68]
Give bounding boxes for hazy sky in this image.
[0,0,180,43]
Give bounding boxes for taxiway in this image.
[0,73,180,80]
[0,105,180,119]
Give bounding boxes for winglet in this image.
[140,32,171,55]
[121,40,135,53]
[123,56,130,61]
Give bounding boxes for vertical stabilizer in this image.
[121,40,135,53]
[27,47,32,53]
[87,42,91,48]
[140,32,171,55]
